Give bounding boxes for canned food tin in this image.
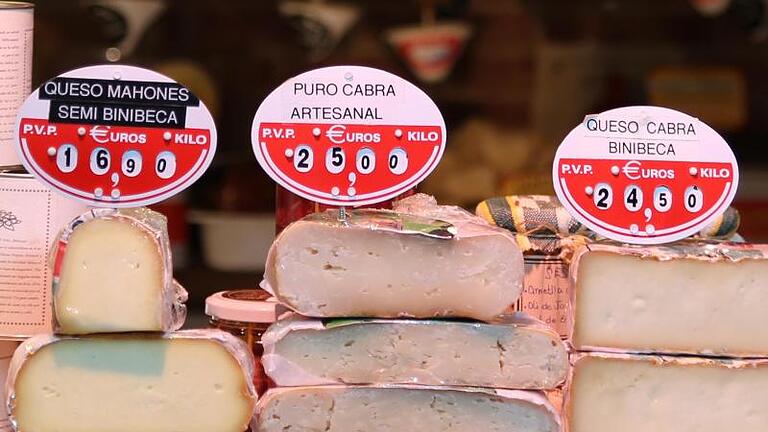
[0,2,33,168]
[0,171,87,338]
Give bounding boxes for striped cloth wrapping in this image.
[476,195,741,248]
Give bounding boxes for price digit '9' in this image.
[121,150,143,177]
[56,144,78,173]
[90,147,110,175]
[155,151,177,179]
[593,183,613,210]
[388,148,408,175]
[293,145,313,173]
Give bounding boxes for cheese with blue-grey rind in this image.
[567,352,768,432]
[262,194,524,321]
[52,208,187,334]
[571,242,768,356]
[255,385,561,432]
[262,313,567,389]
[7,330,256,432]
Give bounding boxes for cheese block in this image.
[262,314,567,389]
[7,330,257,432]
[263,194,523,320]
[571,242,768,356]
[52,208,187,334]
[567,352,768,432]
[255,385,561,432]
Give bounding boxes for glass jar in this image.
[205,289,279,396]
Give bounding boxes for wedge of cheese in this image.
[8,330,256,432]
[568,352,768,432]
[52,208,187,334]
[255,385,561,432]
[263,194,523,321]
[571,242,768,356]
[262,314,567,389]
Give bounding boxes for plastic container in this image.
[206,289,280,396]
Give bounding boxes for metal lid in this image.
[0,2,34,9]
[205,289,280,323]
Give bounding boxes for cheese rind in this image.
[262,314,567,389]
[8,330,256,432]
[571,242,768,356]
[567,352,768,432]
[263,195,523,320]
[52,208,187,334]
[255,385,561,432]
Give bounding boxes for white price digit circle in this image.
[624,184,643,212]
[325,147,345,174]
[121,150,143,178]
[593,183,613,210]
[56,144,78,173]
[388,148,408,175]
[89,147,111,175]
[684,185,704,212]
[293,145,313,173]
[653,186,672,212]
[155,151,177,179]
[356,148,376,174]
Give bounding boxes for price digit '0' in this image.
[56,144,78,173]
[356,148,375,174]
[293,145,313,173]
[155,151,177,179]
[593,183,613,210]
[624,184,643,212]
[89,147,111,175]
[325,147,345,174]
[388,148,408,175]
[121,150,143,178]
[653,186,672,212]
[684,185,704,212]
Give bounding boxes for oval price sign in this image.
[553,106,739,244]
[13,65,217,207]
[251,66,446,207]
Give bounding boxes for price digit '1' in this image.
[56,144,78,173]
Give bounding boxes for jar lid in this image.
[205,289,280,323]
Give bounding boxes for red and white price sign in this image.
[13,65,216,207]
[251,66,446,206]
[553,106,739,244]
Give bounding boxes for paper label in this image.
[13,65,217,207]
[514,256,570,338]
[0,6,33,167]
[553,106,739,244]
[0,174,87,337]
[251,66,446,207]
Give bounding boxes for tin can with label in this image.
[0,2,33,168]
[0,170,87,338]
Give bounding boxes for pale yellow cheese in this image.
[55,217,167,334]
[12,334,255,432]
[573,249,768,356]
[568,353,768,432]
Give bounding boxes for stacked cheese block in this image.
[566,242,768,432]
[254,194,568,432]
[6,208,257,432]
